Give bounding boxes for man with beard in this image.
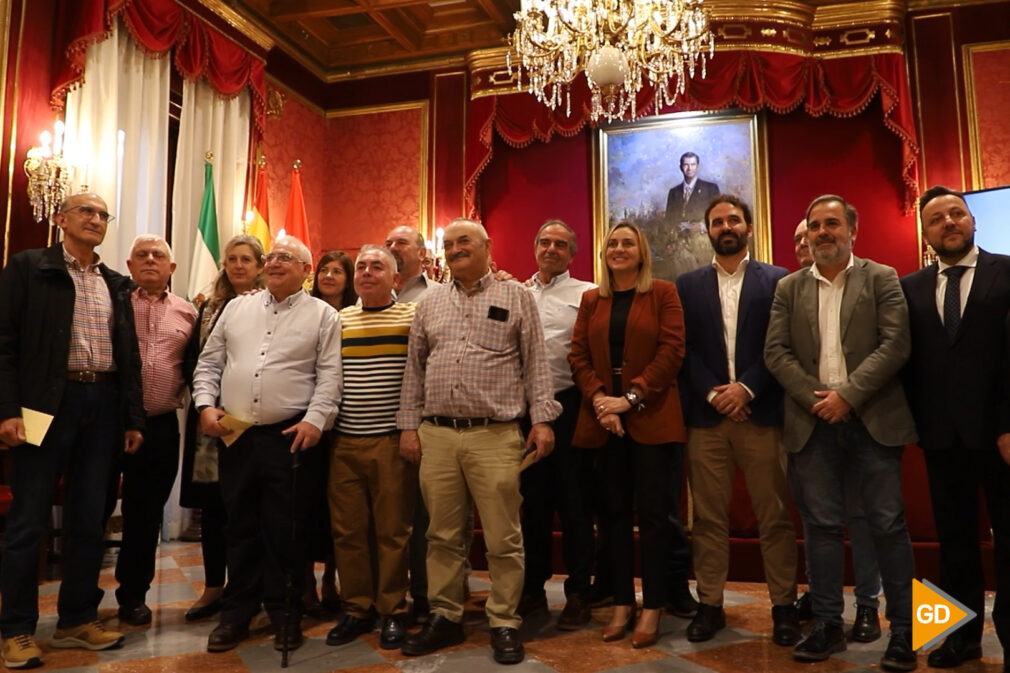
[397,218,560,664]
[901,185,1010,672]
[765,194,917,671]
[674,195,799,645]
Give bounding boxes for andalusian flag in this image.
[282,160,312,253]
[248,161,272,252]
[188,160,220,301]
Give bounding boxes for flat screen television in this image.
[964,185,1010,255]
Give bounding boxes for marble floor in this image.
[22,541,1006,672]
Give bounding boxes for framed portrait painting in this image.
[591,110,771,283]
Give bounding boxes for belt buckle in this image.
[455,418,472,430]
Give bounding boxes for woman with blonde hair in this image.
[569,221,687,648]
[181,234,265,620]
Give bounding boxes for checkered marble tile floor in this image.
[22,541,1006,672]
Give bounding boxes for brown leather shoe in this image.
[601,607,635,642]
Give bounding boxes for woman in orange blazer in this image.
[569,221,686,648]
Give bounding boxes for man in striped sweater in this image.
[325,244,418,651]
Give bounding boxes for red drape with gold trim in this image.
[51,0,266,133]
[466,51,920,215]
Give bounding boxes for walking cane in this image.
[281,448,301,668]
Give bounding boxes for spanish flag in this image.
[248,161,272,252]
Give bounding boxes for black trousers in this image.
[218,417,323,628]
[600,435,676,609]
[114,411,181,607]
[924,446,1010,647]
[520,386,596,598]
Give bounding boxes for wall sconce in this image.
[424,226,450,283]
[24,121,73,223]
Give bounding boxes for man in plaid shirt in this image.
[397,218,560,665]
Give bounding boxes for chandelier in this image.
[24,121,73,224]
[508,0,714,122]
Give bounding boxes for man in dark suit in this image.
[676,195,799,646]
[765,194,917,671]
[900,185,1010,672]
[665,152,721,226]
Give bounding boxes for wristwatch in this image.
[624,390,644,410]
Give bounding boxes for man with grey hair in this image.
[765,195,916,671]
[325,244,419,650]
[386,225,435,303]
[115,235,198,626]
[517,219,598,628]
[398,218,560,664]
[194,236,342,654]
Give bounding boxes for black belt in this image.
[424,416,509,430]
[67,370,115,383]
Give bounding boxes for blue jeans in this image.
[0,380,122,636]
[789,419,912,631]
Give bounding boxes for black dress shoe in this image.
[795,592,813,622]
[207,622,250,652]
[490,627,524,665]
[665,583,700,619]
[926,632,982,668]
[326,613,377,646]
[185,598,223,622]
[273,624,304,652]
[793,621,846,661]
[557,594,592,631]
[118,603,152,626]
[401,614,465,656]
[686,604,725,642]
[379,615,406,650]
[851,604,882,642]
[771,604,802,646]
[880,630,917,671]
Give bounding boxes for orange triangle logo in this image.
[912,578,976,651]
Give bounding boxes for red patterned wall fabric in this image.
[466,52,920,217]
[260,96,424,262]
[50,0,266,133]
[966,45,1010,188]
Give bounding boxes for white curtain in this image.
[170,81,250,301]
[62,19,170,271]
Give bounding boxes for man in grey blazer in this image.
[764,194,917,671]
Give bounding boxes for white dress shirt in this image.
[193,289,343,431]
[714,255,749,384]
[528,270,596,393]
[934,245,978,322]
[811,254,855,389]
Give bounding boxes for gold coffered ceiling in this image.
[200,0,990,81]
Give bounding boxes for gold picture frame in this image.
[591,110,771,284]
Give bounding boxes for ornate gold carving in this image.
[840,28,877,45]
[812,0,904,29]
[783,28,806,44]
[813,36,832,46]
[197,0,275,52]
[265,88,286,119]
[706,1,815,27]
[466,47,511,74]
[718,24,753,40]
[761,28,778,37]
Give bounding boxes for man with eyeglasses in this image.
[193,236,342,654]
[0,192,144,669]
[113,235,197,627]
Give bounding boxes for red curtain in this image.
[466,51,920,215]
[50,0,266,133]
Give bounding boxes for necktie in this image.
[682,185,692,218]
[943,265,967,342]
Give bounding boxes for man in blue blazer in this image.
[901,185,1010,672]
[676,195,799,646]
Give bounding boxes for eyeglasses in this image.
[264,252,305,265]
[62,205,115,223]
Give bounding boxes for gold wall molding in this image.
[197,0,274,52]
[962,40,1010,190]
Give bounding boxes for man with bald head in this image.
[398,218,560,664]
[0,193,143,668]
[115,235,197,626]
[194,236,343,654]
[794,219,813,268]
[386,225,435,303]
